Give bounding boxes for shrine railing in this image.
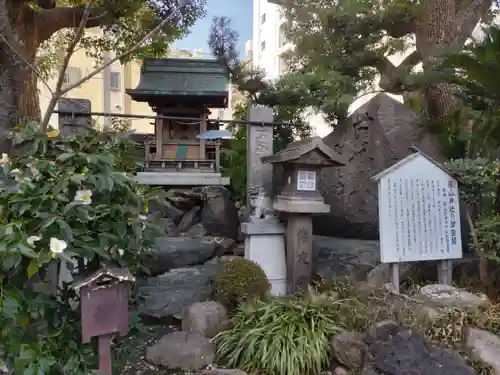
[143,136,221,173]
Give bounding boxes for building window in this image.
[110,71,121,90]
[297,170,316,191]
[261,13,266,24]
[63,66,82,85]
[260,41,266,51]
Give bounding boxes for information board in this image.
[376,155,463,263]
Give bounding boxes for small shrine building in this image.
[126,58,230,186]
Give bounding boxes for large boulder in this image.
[149,237,221,275]
[146,331,215,371]
[363,320,478,375]
[200,186,239,240]
[312,236,380,281]
[137,264,216,319]
[315,94,447,240]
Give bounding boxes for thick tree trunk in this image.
[20,53,42,122]
[0,46,23,153]
[0,0,25,154]
[415,0,489,122]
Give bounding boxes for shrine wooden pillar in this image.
[199,110,207,159]
[155,119,162,160]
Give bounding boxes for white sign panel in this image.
[376,154,463,263]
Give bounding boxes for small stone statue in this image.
[248,185,275,220]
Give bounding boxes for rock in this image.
[181,301,229,338]
[205,255,241,265]
[217,237,236,255]
[366,263,412,286]
[366,320,400,340]
[364,321,478,375]
[178,206,201,232]
[312,236,380,281]
[465,328,500,374]
[315,93,470,246]
[200,370,247,375]
[415,284,489,309]
[149,199,185,224]
[331,331,367,370]
[150,237,221,275]
[333,367,349,375]
[201,186,239,240]
[146,331,215,371]
[137,265,216,319]
[168,188,202,209]
[157,218,176,235]
[185,223,207,238]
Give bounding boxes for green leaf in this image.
[17,244,37,258]
[115,222,127,238]
[27,259,39,278]
[56,152,74,162]
[63,201,81,214]
[56,219,73,242]
[2,252,22,270]
[40,216,56,229]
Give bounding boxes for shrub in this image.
[0,123,165,374]
[214,258,270,309]
[214,295,342,375]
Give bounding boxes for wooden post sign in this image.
[372,149,463,292]
[71,266,135,375]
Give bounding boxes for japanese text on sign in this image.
[378,175,462,263]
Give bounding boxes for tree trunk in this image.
[0,46,23,154]
[415,0,489,123]
[20,52,42,122]
[0,0,24,154]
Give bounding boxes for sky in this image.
[174,0,252,57]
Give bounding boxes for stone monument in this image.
[241,106,287,296]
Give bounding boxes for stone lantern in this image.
[261,137,347,293]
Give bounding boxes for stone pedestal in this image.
[241,217,286,296]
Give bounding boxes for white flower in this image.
[118,248,125,257]
[10,168,20,175]
[0,153,9,164]
[139,214,147,221]
[5,226,13,236]
[74,189,92,205]
[27,235,41,246]
[49,238,67,255]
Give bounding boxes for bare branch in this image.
[378,50,422,94]
[40,0,93,129]
[57,4,188,97]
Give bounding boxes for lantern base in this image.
[241,218,287,296]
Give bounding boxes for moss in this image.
[214,258,270,309]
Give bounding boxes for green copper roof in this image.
[126,58,229,107]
